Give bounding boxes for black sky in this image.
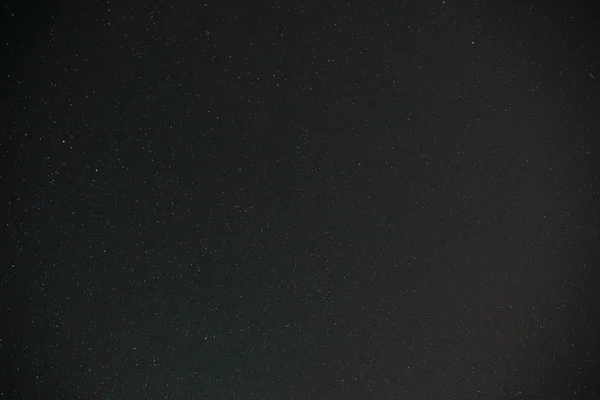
[2,0,600,398]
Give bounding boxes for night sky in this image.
[2,0,600,398]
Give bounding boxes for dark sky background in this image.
[2,0,599,398]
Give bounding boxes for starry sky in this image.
[2,0,599,398]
